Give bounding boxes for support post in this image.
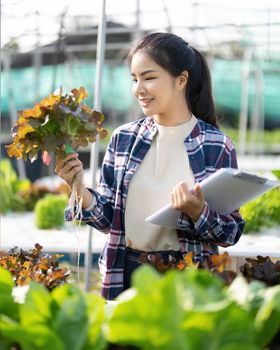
[84,0,107,292]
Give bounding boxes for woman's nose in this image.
[134,81,145,95]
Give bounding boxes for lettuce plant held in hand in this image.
[6,86,108,217]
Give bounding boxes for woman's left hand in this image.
[171,182,205,222]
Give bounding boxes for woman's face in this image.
[130,50,183,120]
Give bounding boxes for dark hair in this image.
[127,32,218,128]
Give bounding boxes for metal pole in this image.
[84,0,107,292]
[162,0,172,32]
[33,11,41,101]
[127,0,142,123]
[2,52,26,179]
[191,1,198,44]
[135,0,140,32]
[249,61,264,155]
[238,47,252,156]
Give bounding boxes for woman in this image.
[55,32,245,300]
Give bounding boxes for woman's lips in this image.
[139,98,153,107]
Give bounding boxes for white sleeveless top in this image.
[125,115,197,251]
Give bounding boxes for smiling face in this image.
[130,50,188,125]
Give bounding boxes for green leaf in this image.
[28,118,42,128]
[218,345,259,350]
[209,303,257,348]
[0,294,19,321]
[67,115,81,136]
[228,277,280,347]
[227,276,265,309]
[19,282,52,327]
[82,294,107,350]
[39,117,61,136]
[0,267,14,290]
[84,123,97,131]
[41,135,60,153]
[132,265,161,294]
[0,159,17,183]
[51,284,88,350]
[254,285,280,346]
[0,336,15,350]
[0,268,19,320]
[35,194,68,229]
[0,315,64,350]
[272,169,280,180]
[240,188,280,233]
[13,178,31,193]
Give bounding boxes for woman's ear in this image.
[177,70,189,90]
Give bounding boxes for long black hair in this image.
[127,32,218,128]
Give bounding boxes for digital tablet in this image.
[145,168,280,229]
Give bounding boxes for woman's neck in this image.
[154,110,192,127]
[153,97,192,126]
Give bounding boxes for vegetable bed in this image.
[1,252,280,350]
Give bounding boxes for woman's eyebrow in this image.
[131,69,157,77]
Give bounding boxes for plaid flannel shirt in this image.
[65,116,245,300]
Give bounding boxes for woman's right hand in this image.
[55,153,83,190]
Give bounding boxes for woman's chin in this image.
[142,107,157,116]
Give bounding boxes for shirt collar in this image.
[143,115,199,139]
[143,116,158,137]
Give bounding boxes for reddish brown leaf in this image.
[210,252,231,273]
[97,128,109,140]
[184,252,194,266]
[20,105,42,119]
[42,151,52,165]
[17,122,35,139]
[0,244,70,290]
[71,87,88,103]
[5,141,24,159]
[177,261,185,271]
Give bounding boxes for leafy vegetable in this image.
[0,267,19,320]
[240,256,280,286]
[140,250,280,289]
[240,187,280,233]
[34,193,68,229]
[5,86,108,165]
[0,159,31,213]
[1,261,280,350]
[221,127,280,152]
[140,251,237,286]
[0,243,70,290]
[107,266,280,350]
[227,276,280,348]
[272,170,280,180]
[5,87,108,222]
[18,182,70,211]
[0,267,107,350]
[0,159,69,213]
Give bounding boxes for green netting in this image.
[1,63,134,114]
[1,59,280,122]
[212,58,280,120]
